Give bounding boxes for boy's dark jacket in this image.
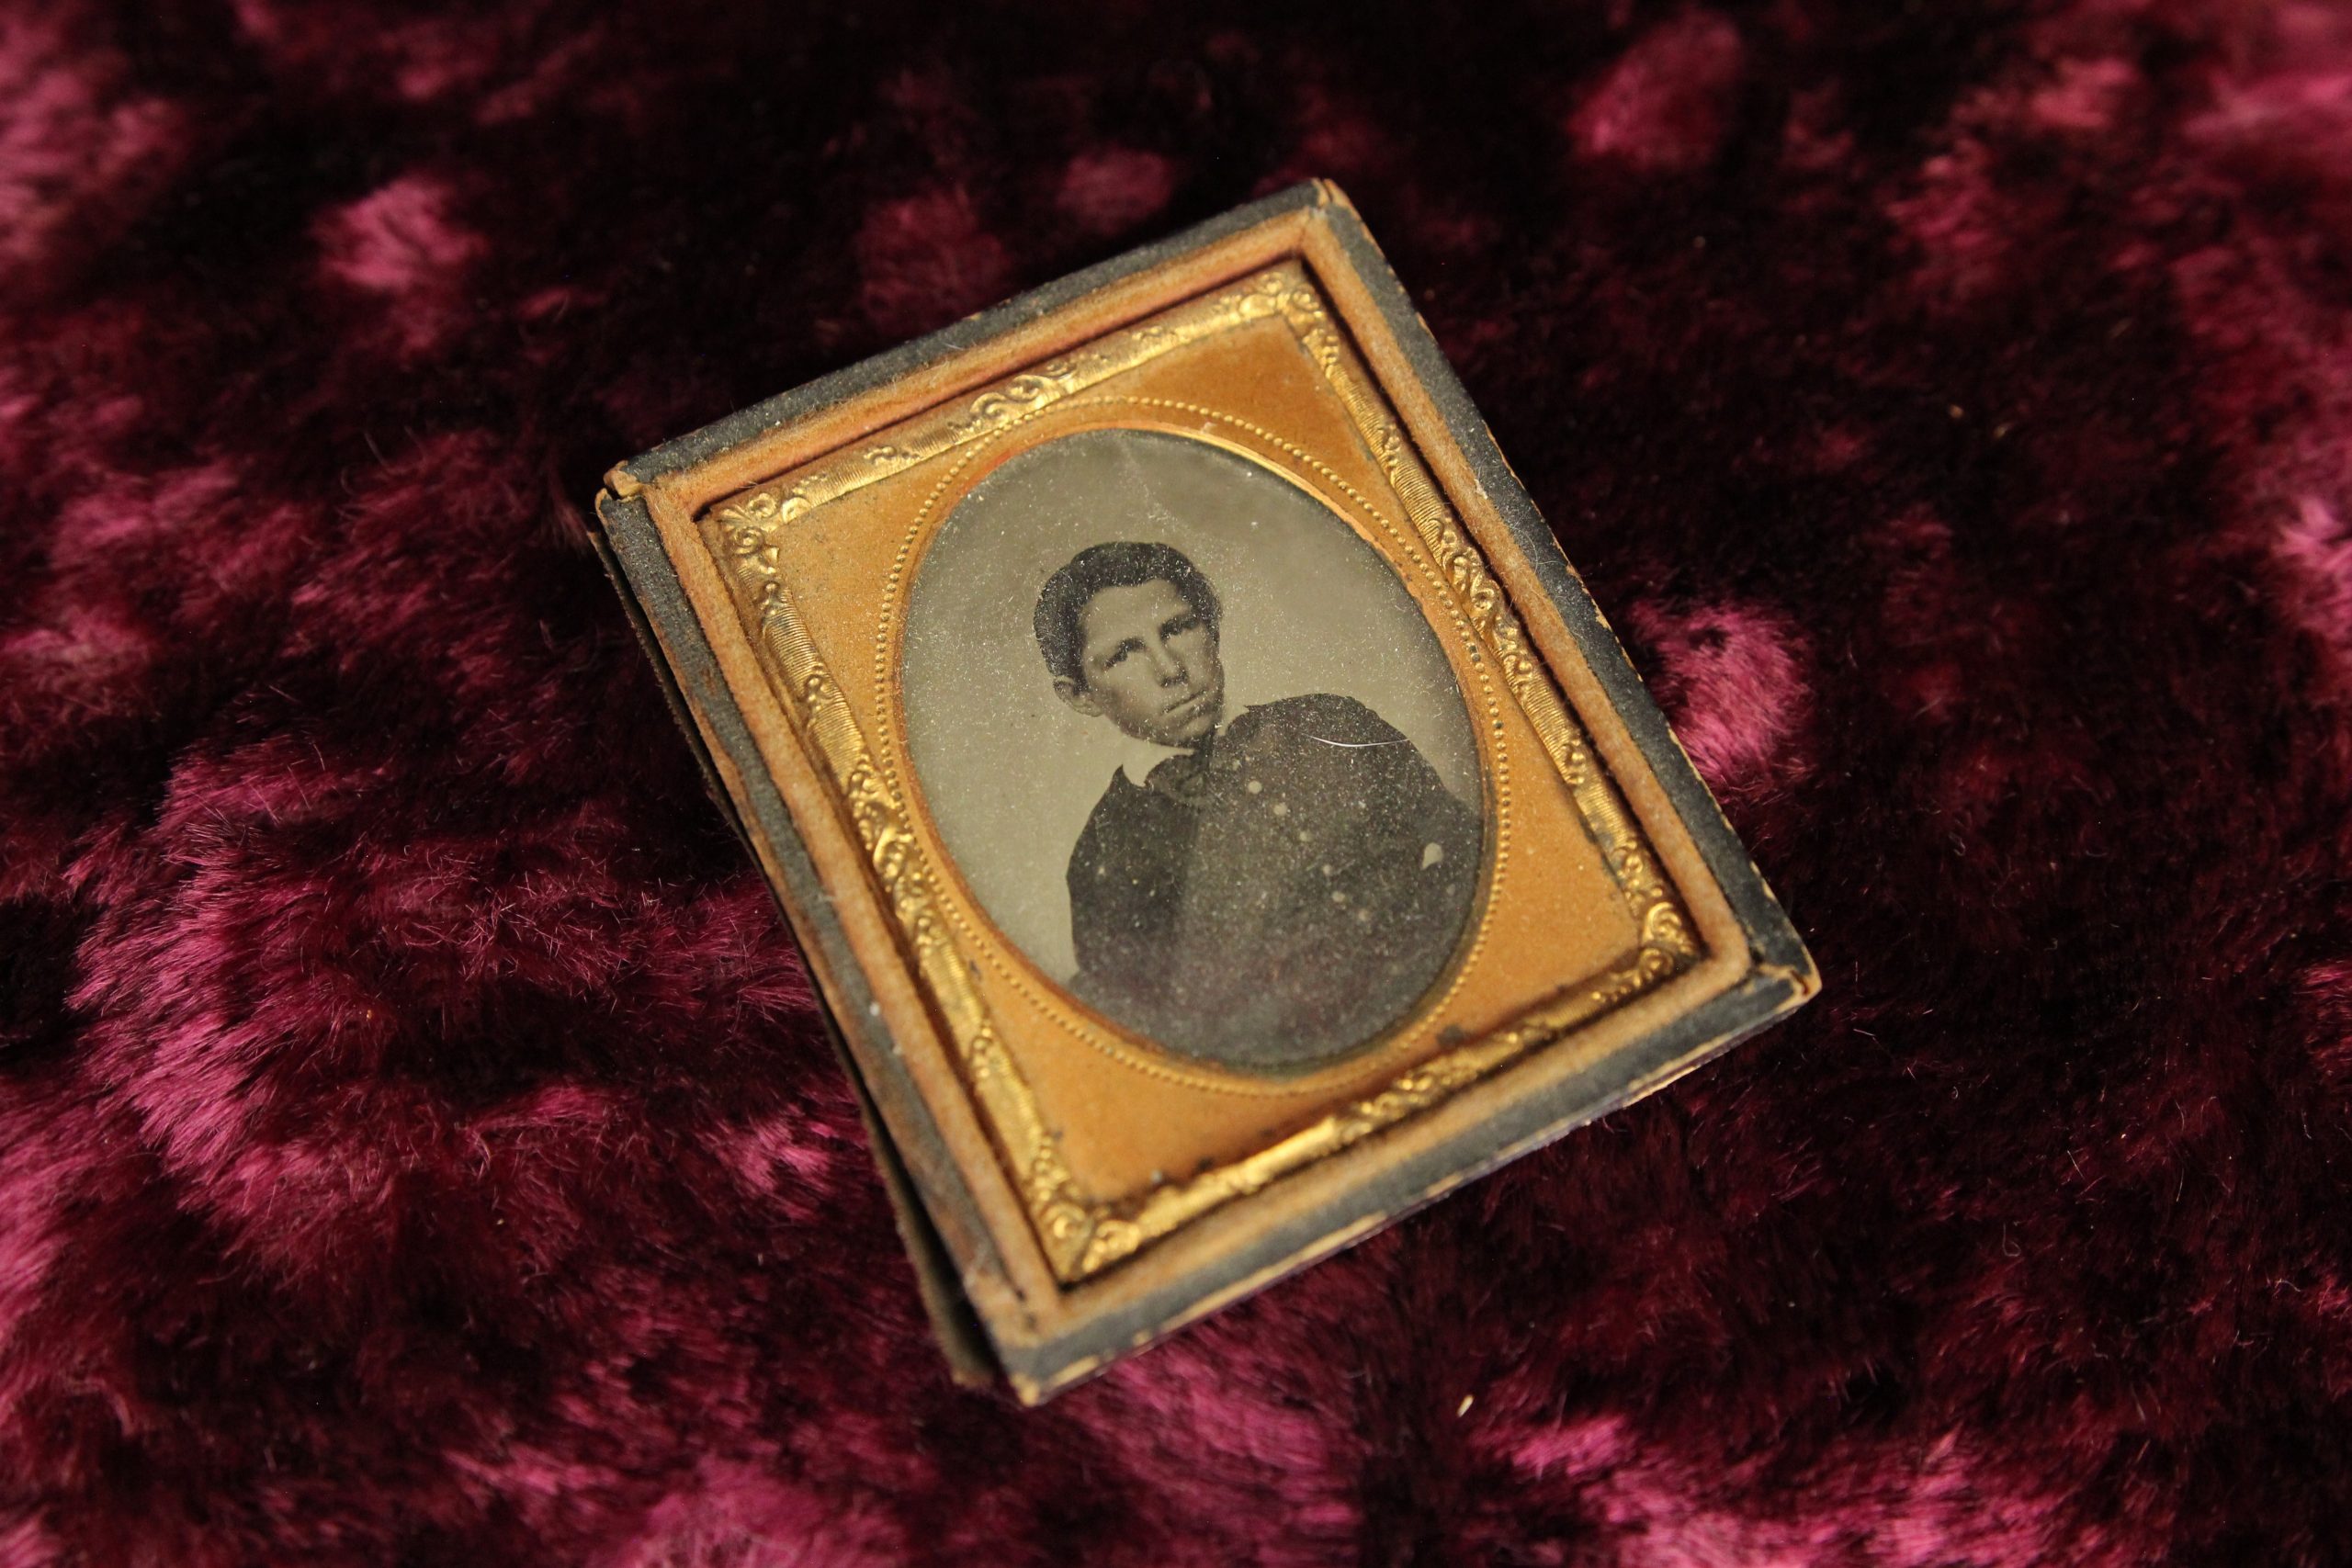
[1065,694,1481,1069]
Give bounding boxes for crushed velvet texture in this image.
[4,1,2351,1562]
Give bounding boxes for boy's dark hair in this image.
[1034,541,1221,687]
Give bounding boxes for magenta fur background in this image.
[6,1,2352,1562]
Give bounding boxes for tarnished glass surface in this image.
[902,428,1482,1071]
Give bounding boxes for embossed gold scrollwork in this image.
[698,263,1699,1283]
[713,491,1104,1277]
[716,278,1317,528]
[1265,277,1699,997]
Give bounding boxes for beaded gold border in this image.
[868,397,1509,1097]
[701,264,1696,1282]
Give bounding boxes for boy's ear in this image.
[1053,676,1102,718]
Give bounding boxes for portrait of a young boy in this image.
[1035,540,1481,1069]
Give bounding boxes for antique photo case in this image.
[594,183,1816,1402]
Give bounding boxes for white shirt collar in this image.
[1112,710,1239,786]
[1114,732,1191,787]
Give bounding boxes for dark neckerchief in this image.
[1143,734,1216,807]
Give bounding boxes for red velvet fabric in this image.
[5,2,2351,1562]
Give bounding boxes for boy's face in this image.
[1053,578,1225,747]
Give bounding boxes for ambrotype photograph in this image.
[600,185,1815,1398]
[901,428,1485,1072]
